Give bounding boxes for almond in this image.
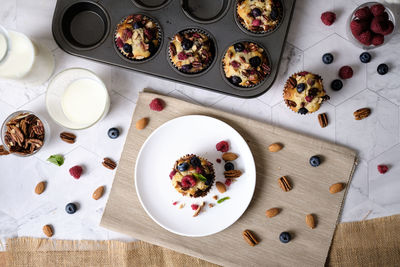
[329,183,345,194]
[266,208,280,218]
[43,224,53,237]
[35,181,46,195]
[268,143,283,152]
[216,182,226,193]
[136,117,149,130]
[92,186,105,200]
[306,214,316,229]
[222,152,238,161]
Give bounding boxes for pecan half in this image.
[224,170,242,178]
[285,99,297,107]
[287,77,297,88]
[318,113,328,128]
[247,43,258,52]
[10,125,24,146]
[102,158,117,170]
[169,43,177,57]
[354,108,371,120]
[0,145,9,156]
[60,132,76,144]
[278,176,292,192]
[242,230,259,246]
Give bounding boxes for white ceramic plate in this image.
[135,115,256,237]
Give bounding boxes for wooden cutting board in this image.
[101,92,357,266]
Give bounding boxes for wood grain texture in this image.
[100,92,357,267]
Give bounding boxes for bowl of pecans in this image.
[1,111,49,156]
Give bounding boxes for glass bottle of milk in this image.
[0,26,54,85]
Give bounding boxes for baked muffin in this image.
[169,154,215,198]
[237,0,283,33]
[169,30,214,74]
[283,72,330,115]
[223,41,270,87]
[115,14,160,60]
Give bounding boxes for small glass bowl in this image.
[46,68,110,130]
[1,110,50,157]
[346,2,397,50]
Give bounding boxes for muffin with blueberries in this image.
[222,41,270,87]
[115,14,160,60]
[169,154,215,198]
[283,72,330,115]
[237,0,283,33]
[169,30,214,74]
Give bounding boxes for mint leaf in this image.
[193,173,207,182]
[217,197,230,204]
[47,154,64,166]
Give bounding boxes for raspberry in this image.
[144,28,153,40]
[381,21,394,36]
[321,11,336,26]
[370,4,385,17]
[357,30,372,46]
[172,201,178,205]
[350,20,369,37]
[252,19,261,26]
[305,96,313,102]
[177,52,188,60]
[339,66,354,79]
[225,179,232,186]
[298,71,309,76]
[216,158,221,163]
[371,16,389,34]
[169,169,176,180]
[377,164,388,174]
[69,165,83,179]
[116,37,124,48]
[372,34,384,46]
[354,6,372,20]
[216,141,229,152]
[196,166,203,174]
[191,204,199,210]
[123,28,133,39]
[181,175,196,188]
[149,98,164,111]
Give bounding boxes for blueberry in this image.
[298,107,308,115]
[190,156,201,167]
[181,38,193,50]
[181,64,192,72]
[279,232,291,243]
[270,7,279,20]
[331,79,343,91]
[108,128,120,139]
[231,76,242,85]
[123,43,132,54]
[65,203,77,214]
[249,56,261,67]
[148,42,155,53]
[251,8,262,17]
[178,162,189,172]
[309,155,321,167]
[234,43,245,52]
[296,83,306,93]
[224,162,234,171]
[359,52,371,63]
[322,53,334,64]
[133,22,143,29]
[377,63,389,75]
[205,174,213,186]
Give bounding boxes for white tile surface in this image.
[0,0,400,245]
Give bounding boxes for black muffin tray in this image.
[52,0,296,98]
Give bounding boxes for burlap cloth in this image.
[2,214,400,266]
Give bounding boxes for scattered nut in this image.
[216,182,226,193]
[92,186,105,200]
[329,183,345,194]
[222,152,238,161]
[224,170,242,179]
[193,202,205,217]
[102,158,117,170]
[213,195,218,200]
[0,145,10,155]
[43,224,53,237]
[318,113,328,128]
[60,132,76,144]
[179,203,185,209]
[278,176,292,192]
[354,108,371,120]
[242,229,259,246]
[208,203,214,208]
[266,208,280,218]
[34,181,46,195]
[136,117,149,130]
[268,143,283,152]
[306,214,316,229]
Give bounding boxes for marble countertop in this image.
[1,0,400,246]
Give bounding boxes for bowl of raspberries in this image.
[348,2,396,49]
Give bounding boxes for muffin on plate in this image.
[283,72,330,115]
[115,14,160,60]
[169,30,214,74]
[169,154,215,198]
[222,41,270,87]
[237,0,283,33]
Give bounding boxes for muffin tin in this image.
[52,0,296,98]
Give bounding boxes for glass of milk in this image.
[0,25,54,85]
[46,68,110,129]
